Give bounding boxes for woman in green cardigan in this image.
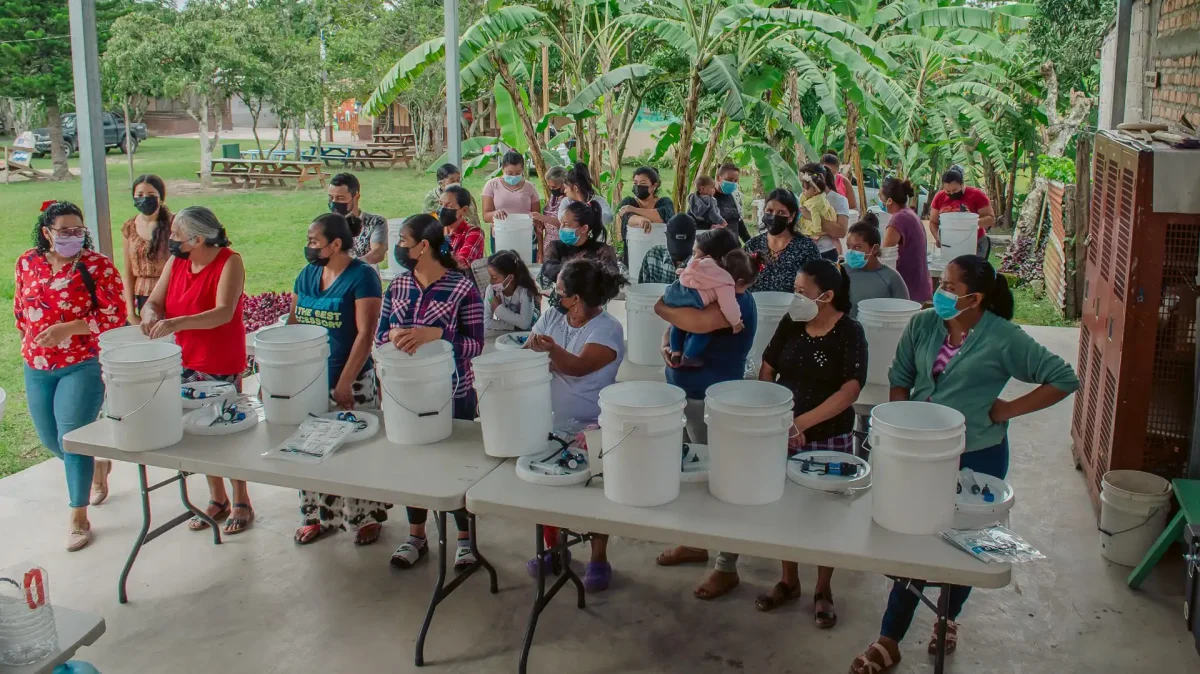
[850,255,1078,674]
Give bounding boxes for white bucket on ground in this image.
[387,218,406,273]
[954,470,1016,529]
[598,381,687,506]
[254,325,330,425]
[472,349,552,457]
[939,212,979,263]
[869,401,966,535]
[627,224,667,283]
[494,214,535,265]
[747,291,794,373]
[857,298,922,385]
[704,380,794,505]
[626,283,669,366]
[98,326,175,352]
[376,340,457,445]
[1099,470,1173,566]
[100,341,184,452]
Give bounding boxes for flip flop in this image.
[693,571,740,600]
[354,523,382,546]
[223,503,254,535]
[755,581,802,612]
[189,500,230,531]
[294,523,334,545]
[655,546,709,566]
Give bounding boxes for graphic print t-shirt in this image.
[293,258,382,385]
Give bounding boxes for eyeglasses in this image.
[52,227,86,238]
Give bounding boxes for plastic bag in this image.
[941,525,1045,564]
[263,417,356,464]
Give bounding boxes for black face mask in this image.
[634,185,651,200]
[550,188,564,198]
[395,243,419,271]
[555,297,573,315]
[439,207,459,228]
[946,190,964,201]
[134,196,159,216]
[328,200,351,215]
[168,239,190,259]
[763,214,790,236]
[304,246,330,267]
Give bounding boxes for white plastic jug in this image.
[0,564,57,667]
[857,298,922,385]
[472,349,552,457]
[597,381,687,506]
[625,283,669,366]
[1099,470,1173,566]
[939,212,979,263]
[869,401,965,535]
[494,214,535,265]
[376,340,457,445]
[100,341,183,452]
[254,325,330,425]
[747,291,794,374]
[704,380,794,505]
[98,325,175,352]
[627,223,667,283]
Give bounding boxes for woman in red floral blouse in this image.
[15,201,127,552]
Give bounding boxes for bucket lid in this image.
[99,325,153,346]
[255,324,328,348]
[375,339,454,364]
[871,401,965,434]
[956,469,1015,513]
[751,291,795,310]
[599,381,686,409]
[472,348,548,372]
[629,223,665,236]
[497,213,533,227]
[857,298,922,314]
[940,212,979,225]
[705,380,793,410]
[100,340,182,365]
[625,283,668,300]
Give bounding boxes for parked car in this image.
[852,167,929,216]
[34,112,148,157]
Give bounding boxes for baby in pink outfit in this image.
[662,239,760,368]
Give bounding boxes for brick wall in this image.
[1149,0,1200,123]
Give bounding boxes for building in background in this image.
[1099,0,1200,129]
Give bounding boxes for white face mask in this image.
[788,293,819,322]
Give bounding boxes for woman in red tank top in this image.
[141,206,253,534]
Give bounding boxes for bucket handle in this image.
[381,369,459,418]
[597,415,687,460]
[104,375,169,422]
[1098,504,1169,538]
[940,227,976,250]
[259,364,327,402]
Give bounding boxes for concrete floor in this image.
[2,326,1196,673]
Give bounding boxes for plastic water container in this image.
[472,349,552,457]
[0,564,58,667]
[597,381,687,506]
[493,214,535,265]
[386,218,406,272]
[869,401,966,535]
[625,283,669,366]
[100,341,184,452]
[747,291,794,374]
[376,340,457,445]
[954,470,1015,529]
[704,380,794,505]
[1099,470,1173,566]
[939,212,978,263]
[98,325,175,352]
[254,325,330,425]
[627,223,667,283]
[857,298,922,385]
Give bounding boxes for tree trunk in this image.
[695,111,727,181]
[45,98,70,181]
[195,97,212,187]
[844,98,867,211]
[292,122,301,161]
[587,118,602,183]
[1005,139,1021,228]
[122,101,135,187]
[787,72,806,165]
[496,57,548,198]
[671,67,704,208]
[249,100,264,155]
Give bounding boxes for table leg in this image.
[118,467,221,603]
[519,525,588,674]
[933,585,950,674]
[1127,509,1186,588]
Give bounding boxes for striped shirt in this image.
[375,269,484,399]
[931,334,964,380]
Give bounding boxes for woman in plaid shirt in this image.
[376,213,485,572]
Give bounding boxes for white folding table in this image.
[467,465,1010,674]
[62,418,503,666]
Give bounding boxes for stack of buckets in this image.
[705,380,794,505]
[857,298,922,385]
[493,214,535,264]
[627,223,667,285]
[100,341,184,452]
[747,292,794,374]
[471,349,553,457]
[254,325,330,425]
[869,401,966,535]
[375,340,457,445]
[597,382,687,506]
[939,212,979,263]
[625,283,669,366]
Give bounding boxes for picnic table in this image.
[302,143,410,170]
[373,132,416,146]
[201,158,327,190]
[240,149,295,160]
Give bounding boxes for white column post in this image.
[68,0,112,256]
[444,0,462,167]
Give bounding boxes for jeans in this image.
[407,390,477,534]
[24,360,106,508]
[664,284,710,360]
[878,437,1010,641]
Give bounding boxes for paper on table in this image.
[263,418,357,464]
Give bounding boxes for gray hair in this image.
[175,206,231,247]
[545,165,568,183]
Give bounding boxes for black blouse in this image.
[762,313,868,442]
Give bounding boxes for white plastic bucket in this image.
[1099,470,1173,566]
[748,291,794,373]
[627,223,667,283]
[954,470,1016,529]
[869,401,966,535]
[857,298,922,385]
[879,245,899,270]
[254,325,330,425]
[386,218,407,273]
[597,381,687,506]
[704,380,794,505]
[625,283,669,366]
[472,349,552,457]
[494,215,534,265]
[100,341,184,452]
[98,325,175,352]
[939,212,979,263]
[376,340,457,445]
[870,207,891,229]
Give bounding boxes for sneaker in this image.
[454,540,476,572]
[390,536,428,569]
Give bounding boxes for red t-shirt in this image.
[165,247,246,376]
[931,186,990,238]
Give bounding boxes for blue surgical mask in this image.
[932,288,964,320]
[720,180,737,195]
[844,250,868,269]
[502,174,522,187]
[558,228,579,245]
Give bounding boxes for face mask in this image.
[763,214,790,236]
[556,297,574,315]
[558,228,579,246]
[720,180,738,195]
[167,239,190,260]
[788,293,818,322]
[933,288,966,320]
[634,185,651,200]
[328,200,350,215]
[134,196,159,216]
[439,207,459,228]
[502,174,522,187]
[53,235,85,257]
[946,190,964,201]
[394,243,421,271]
[845,250,868,269]
[304,246,330,267]
[550,188,564,198]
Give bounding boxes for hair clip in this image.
[40,200,56,212]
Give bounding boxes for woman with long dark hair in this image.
[121,174,172,324]
[743,188,821,292]
[880,177,932,302]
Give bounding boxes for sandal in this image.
[391,536,429,569]
[755,581,802,612]
[223,503,254,535]
[655,546,709,567]
[454,540,476,571]
[294,523,334,545]
[927,620,958,655]
[584,561,612,592]
[354,523,382,546]
[849,641,900,674]
[693,570,739,600]
[188,500,230,532]
[814,591,838,629]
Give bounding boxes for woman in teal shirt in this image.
[288,212,387,547]
[850,255,1078,674]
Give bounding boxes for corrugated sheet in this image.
[1043,181,1068,312]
